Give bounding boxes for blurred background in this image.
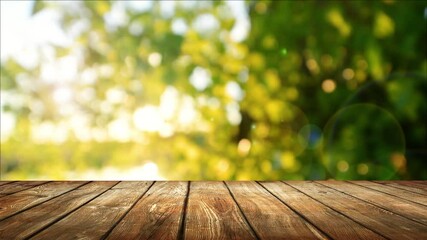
[1,0,426,180]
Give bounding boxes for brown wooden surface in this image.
[260,181,385,240]
[374,180,427,195]
[106,181,186,240]
[226,181,327,239]
[350,180,427,206]
[0,181,117,239]
[289,181,427,240]
[319,180,427,225]
[0,181,426,240]
[0,181,13,186]
[0,181,47,195]
[0,181,86,221]
[31,181,152,240]
[184,181,257,240]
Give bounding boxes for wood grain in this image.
[0,181,86,221]
[288,181,427,240]
[374,181,427,195]
[0,181,47,195]
[260,181,385,240]
[320,180,427,225]
[350,181,427,206]
[0,181,14,187]
[105,181,187,240]
[0,181,117,239]
[31,181,152,240]
[0,181,426,239]
[226,181,327,240]
[184,181,257,240]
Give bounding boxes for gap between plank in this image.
[373,181,427,196]
[100,181,156,240]
[178,181,191,240]
[223,181,261,240]
[317,181,427,227]
[0,181,16,187]
[346,181,427,207]
[257,181,331,240]
[0,181,51,197]
[281,181,390,240]
[25,181,121,240]
[1,181,90,222]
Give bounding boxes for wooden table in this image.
[0,181,426,239]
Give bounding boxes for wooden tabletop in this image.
[0,181,426,239]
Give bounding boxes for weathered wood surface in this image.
[0,181,117,239]
[32,181,152,240]
[374,180,427,195]
[0,181,86,221]
[0,181,47,195]
[350,180,427,206]
[184,181,256,240]
[106,181,186,240]
[0,181,426,239]
[260,181,385,239]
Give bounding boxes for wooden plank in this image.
[31,181,153,240]
[260,181,385,240]
[288,181,427,239]
[225,181,327,240]
[351,181,427,206]
[320,181,427,225]
[0,182,13,187]
[414,181,427,185]
[379,181,427,190]
[183,181,257,240]
[0,181,87,221]
[0,181,47,195]
[0,181,117,239]
[374,181,427,195]
[105,181,188,240]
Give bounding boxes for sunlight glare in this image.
[171,18,188,35]
[53,87,73,104]
[189,66,212,91]
[148,52,162,67]
[68,162,165,180]
[226,102,242,125]
[193,13,219,35]
[0,112,15,142]
[41,56,79,83]
[108,117,132,142]
[226,81,244,101]
[226,0,250,42]
[70,115,92,142]
[106,88,127,104]
[104,1,129,31]
[133,105,165,132]
[126,1,152,13]
[160,86,179,120]
[178,96,197,126]
[31,121,69,144]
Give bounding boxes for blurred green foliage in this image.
[1,0,426,180]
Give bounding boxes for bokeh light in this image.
[322,79,336,93]
[322,104,406,179]
[1,0,426,180]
